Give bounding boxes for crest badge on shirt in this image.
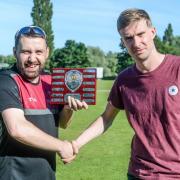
[168,85,178,96]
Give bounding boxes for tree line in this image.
[1,0,180,78]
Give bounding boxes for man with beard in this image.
[0,26,88,180]
[67,9,180,179]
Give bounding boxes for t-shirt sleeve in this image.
[107,77,124,109]
[0,75,23,112]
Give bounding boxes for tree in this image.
[173,36,180,55]
[31,0,54,57]
[155,35,180,55]
[116,51,133,74]
[0,55,16,65]
[105,51,118,77]
[87,46,106,67]
[50,40,90,69]
[154,35,171,53]
[116,42,133,73]
[87,46,116,77]
[163,23,174,46]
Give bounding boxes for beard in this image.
[22,68,42,80]
[17,61,44,82]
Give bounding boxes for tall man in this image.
[69,9,180,179]
[0,26,87,180]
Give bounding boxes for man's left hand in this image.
[67,96,88,111]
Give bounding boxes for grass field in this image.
[56,80,134,180]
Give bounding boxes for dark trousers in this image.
[127,173,140,180]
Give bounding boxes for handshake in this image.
[58,140,80,164]
[57,96,88,164]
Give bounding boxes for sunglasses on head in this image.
[15,26,47,45]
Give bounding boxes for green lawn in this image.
[56,80,134,180]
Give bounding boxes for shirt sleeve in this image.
[107,77,124,109]
[0,74,23,112]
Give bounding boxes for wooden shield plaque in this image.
[50,68,96,105]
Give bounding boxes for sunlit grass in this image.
[56,80,134,180]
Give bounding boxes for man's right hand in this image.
[61,140,79,164]
[58,140,76,164]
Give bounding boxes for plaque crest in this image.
[65,70,83,92]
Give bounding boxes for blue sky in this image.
[0,0,180,55]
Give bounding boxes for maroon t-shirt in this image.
[108,54,180,179]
